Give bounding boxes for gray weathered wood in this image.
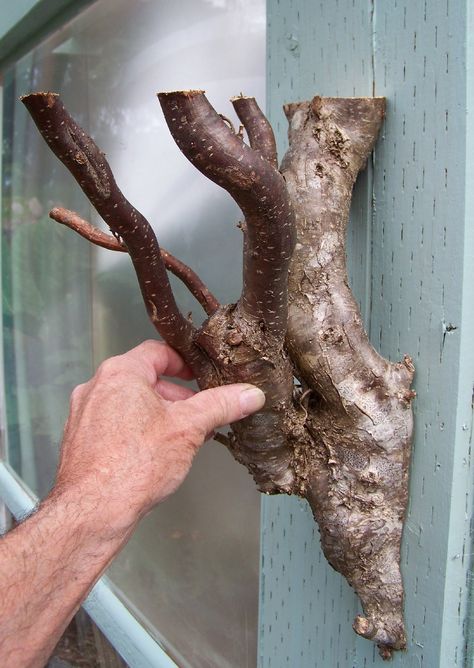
[260,1,474,666]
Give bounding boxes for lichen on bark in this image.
[22,89,415,659]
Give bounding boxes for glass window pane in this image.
[1,1,265,666]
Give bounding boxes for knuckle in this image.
[70,383,85,405]
[96,356,122,378]
[140,339,164,353]
[211,392,233,426]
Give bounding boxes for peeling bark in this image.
[23,90,414,659]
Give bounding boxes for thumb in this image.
[176,383,266,435]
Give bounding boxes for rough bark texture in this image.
[21,92,203,370]
[23,90,415,659]
[282,98,414,657]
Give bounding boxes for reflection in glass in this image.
[1,1,265,665]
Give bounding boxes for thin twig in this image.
[298,388,313,421]
[214,432,231,447]
[50,207,127,252]
[218,114,237,134]
[49,207,220,316]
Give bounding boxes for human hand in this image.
[55,339,265,528]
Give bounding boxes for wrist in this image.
[46,481,141,545]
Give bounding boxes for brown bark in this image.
[21,92,203,371]
[157,91,294,338]
[49,207,220,316]
[231,95,278,167]
[23,90,414,659]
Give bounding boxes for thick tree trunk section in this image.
[282,97,414,657]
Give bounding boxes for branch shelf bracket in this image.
[22,90,415,660]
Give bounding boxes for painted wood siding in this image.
[260,1,474,667]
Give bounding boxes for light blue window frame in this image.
[0,2,179,666]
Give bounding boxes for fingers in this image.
[173,383,266,436]
[129,339,194,379]
[155,379,195,402]
[98,340,194,387]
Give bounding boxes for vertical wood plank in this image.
[372,2,473,666]
[261,1,474,666]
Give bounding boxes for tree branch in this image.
[213,431,231,447]
[49,206,220,316]
[50,206,127,252]
[23,87,414,657]
[231,95,278,167]
[157,90,295,337]
[21,92,197,360]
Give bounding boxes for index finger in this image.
[121,339,194,384]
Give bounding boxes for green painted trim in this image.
[0,0,95,74]
[0,83,5,465]
[0,0,45,36]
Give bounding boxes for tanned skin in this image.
[0,339,265,668]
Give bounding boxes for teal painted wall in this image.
[260,1,474,667]
[0,0,39,35]
[0,0,93,71]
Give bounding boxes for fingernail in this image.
[239,386,266,416]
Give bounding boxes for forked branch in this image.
[21,92,198,362]
[158,91,294,337]
[24,88,415,660]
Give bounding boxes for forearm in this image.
[0,486,137,668]
[0,340,265,668]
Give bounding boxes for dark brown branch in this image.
[157,90,294,337]
[231,95,278,167]
[49,206,220,316]
[21,92,197,361]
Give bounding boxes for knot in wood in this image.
[353,615,374,638]
[74,151,87,165]
[225,330,243,346]
[314,162,325,177]
[320,326,344,344]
